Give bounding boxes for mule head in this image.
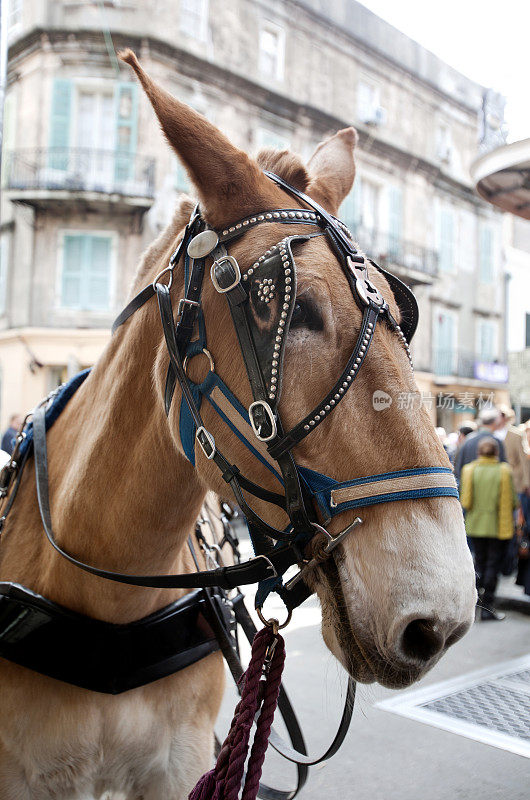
[122,52,476,689]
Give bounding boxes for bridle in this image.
[15,171,458,616]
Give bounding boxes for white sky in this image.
[356,0,529,142]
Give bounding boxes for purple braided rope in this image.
[241,634,286,800]
[188,627,273,800]
[221,628,272,800]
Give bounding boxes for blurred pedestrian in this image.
[1,414,22,454]
[451,420,477,466]
[460,437,519,621]
[454,407,506,482]
[495,406,530,576]
[515,418,530,596]
[435,426,449,455]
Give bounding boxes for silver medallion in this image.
[187,230,220,259]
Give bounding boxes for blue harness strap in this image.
[179,369,284,486]
[298,465,458,520]
[19,369,92,461]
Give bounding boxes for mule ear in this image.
[119,50,278,227]
[306,128,358,215]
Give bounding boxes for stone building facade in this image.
[1,0,509,428]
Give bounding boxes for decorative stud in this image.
[257,278,276,303]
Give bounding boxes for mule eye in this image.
[290,297,323,330]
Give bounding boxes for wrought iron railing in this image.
[419,349,508,381]
[4,148,155,198]
[342,222,439,278]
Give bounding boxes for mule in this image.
[0,51,476,799]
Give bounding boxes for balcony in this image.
[354,226,439,286]
[4,148,155,213]
[420,349,509,384]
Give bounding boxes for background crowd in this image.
[437,406,530,619]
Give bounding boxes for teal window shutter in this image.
[434,311,455,375]
[479,225,494,284]
[439,209,454,273]
[49,79,72,171]
[340,179,361,233]
[115,82,138,183]
[174,156,191,192]
[478,322,496,361]
[61,234,111,311]
[388,186,402,261]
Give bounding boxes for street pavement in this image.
[217,575,530,800]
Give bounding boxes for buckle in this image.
[249,400,277,442]
[211,256,241,293]
[196,426,216,460]
[347,256,384,307]
[254,554,278,579]
[0,462,17,498]
[177,297,201,318]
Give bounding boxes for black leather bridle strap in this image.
[32,401,301,589]
[111,284,156,334]
[156,282,310,545]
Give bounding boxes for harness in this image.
[0,172,459,799]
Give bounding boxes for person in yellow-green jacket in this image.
[460,436,519,621]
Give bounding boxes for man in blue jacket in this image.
[454,407,506,483]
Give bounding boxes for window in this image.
[433,309,457,375]
[174,157,191,193]
[8,0,23,30]
[74,88,115,185]
[180,0,209,41]
[436,124,453,164]
[437,206,455,273]
[256,127,290,152]
[388,186,403,261]
[0,234,8,315]
[361,180,380,233]
[477,320,498,362]
[357,81,381,124]
[340,181,361,232]
[60,233,113,311]
[479,223,494,284]
[48,79,137,182]
[259,24,285,81]
[1,93,16,187]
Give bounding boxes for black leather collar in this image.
[0,582,226,694]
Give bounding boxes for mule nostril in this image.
[401,618,445,662]
[445,621,470,649]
